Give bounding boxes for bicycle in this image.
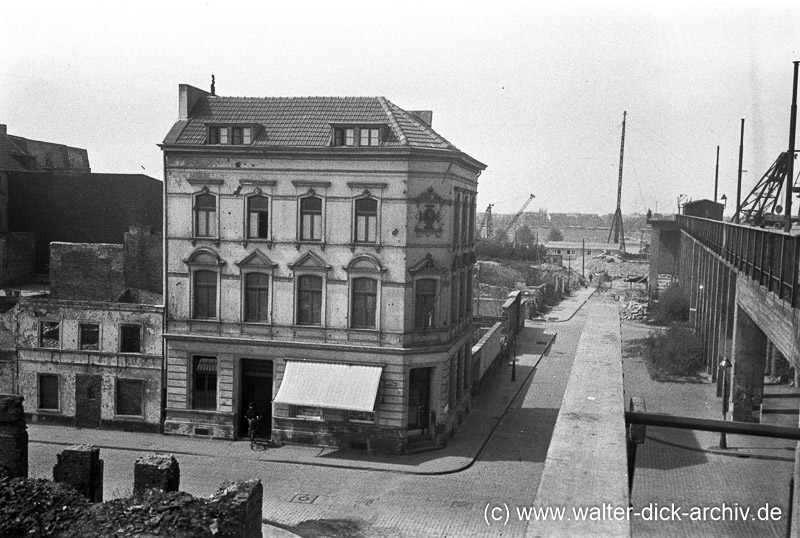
[248,415,260,450]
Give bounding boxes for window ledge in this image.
[113,414,145,420]
[36,409,62,414]
[349,242,381,253]
[242,239,274,249]
[295,241,326,251]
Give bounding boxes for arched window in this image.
[247,196,269,239]
[351,278,377,328]
[354,198,378,243]
[300,196,322,241]
[244,272,269,322]
[297,274,323,325]
[193,270,217,319]
[194,193,217,237]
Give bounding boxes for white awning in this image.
[273,361,383,413]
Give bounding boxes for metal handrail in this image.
[676,215,800,307]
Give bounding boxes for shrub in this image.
[644,324,704,378]
[650,284,689,323]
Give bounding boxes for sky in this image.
[2,1,798,217]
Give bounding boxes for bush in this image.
[644,324,704,378]
[650,284,689,323]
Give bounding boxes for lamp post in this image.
[719,357,732,448]
[721,194,727,208]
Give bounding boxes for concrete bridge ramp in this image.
[528,298,629,537]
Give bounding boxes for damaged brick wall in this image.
[53,444,104,502]
[133,453,180,495]
[50,243,126,302]
[124,226,163,295]
[0,394,27,478]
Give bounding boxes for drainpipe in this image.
[160,151,168,434]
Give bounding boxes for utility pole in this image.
[785,61,798,233]
[714,146,720,202]
[582,239,585,279]
[736,119,745,224]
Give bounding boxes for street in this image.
[26,307,588,537]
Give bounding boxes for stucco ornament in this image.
[414,186,449,237]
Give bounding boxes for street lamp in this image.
[720,194,727,208]
[719,357,732,448]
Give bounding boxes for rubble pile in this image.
[0,475,89,537]
[621,300,649,321]
[0,474,262,538]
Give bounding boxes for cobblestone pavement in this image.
[621,315,795,538]
[26,299,590,537]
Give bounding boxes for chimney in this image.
[409,110,433,127]
[211,74,215,96]
[0,124,6,135]
[179,84,211,120]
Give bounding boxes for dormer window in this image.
[207,125,253,145]
[332,126,381,147]
[360,128,380,146]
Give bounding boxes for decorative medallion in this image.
[414,186,449,237]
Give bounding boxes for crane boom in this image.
[499,193,535,240]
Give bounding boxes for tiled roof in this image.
[163,94,459,152]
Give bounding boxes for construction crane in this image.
[734,152,800,228]
[499,194,535,242]
[478,204,494,239]
[607,111,626,253]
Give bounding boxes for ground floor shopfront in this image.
[162,334,474,453]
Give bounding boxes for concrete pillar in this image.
[133,453,180,495]
[731,305,767,422]
[53,444,104,502]
[0,394,28,478]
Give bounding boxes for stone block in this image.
[133,453,180,495]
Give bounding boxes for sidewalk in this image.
[27,329,559,477]
[534,285,595,323]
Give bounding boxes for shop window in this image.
[192,356,217,410]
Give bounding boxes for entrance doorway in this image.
[239,359,273,437]
[408,367,432,435]
[75,374,102,429]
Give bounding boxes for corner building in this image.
[161,84,485,453]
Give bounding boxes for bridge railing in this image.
[677,215,800,308]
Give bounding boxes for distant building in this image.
[14,227,164,432]
[543,241,641,261]
[0,124,162,276]
[160,84,486,452]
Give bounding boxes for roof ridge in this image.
[377,97,408,146]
